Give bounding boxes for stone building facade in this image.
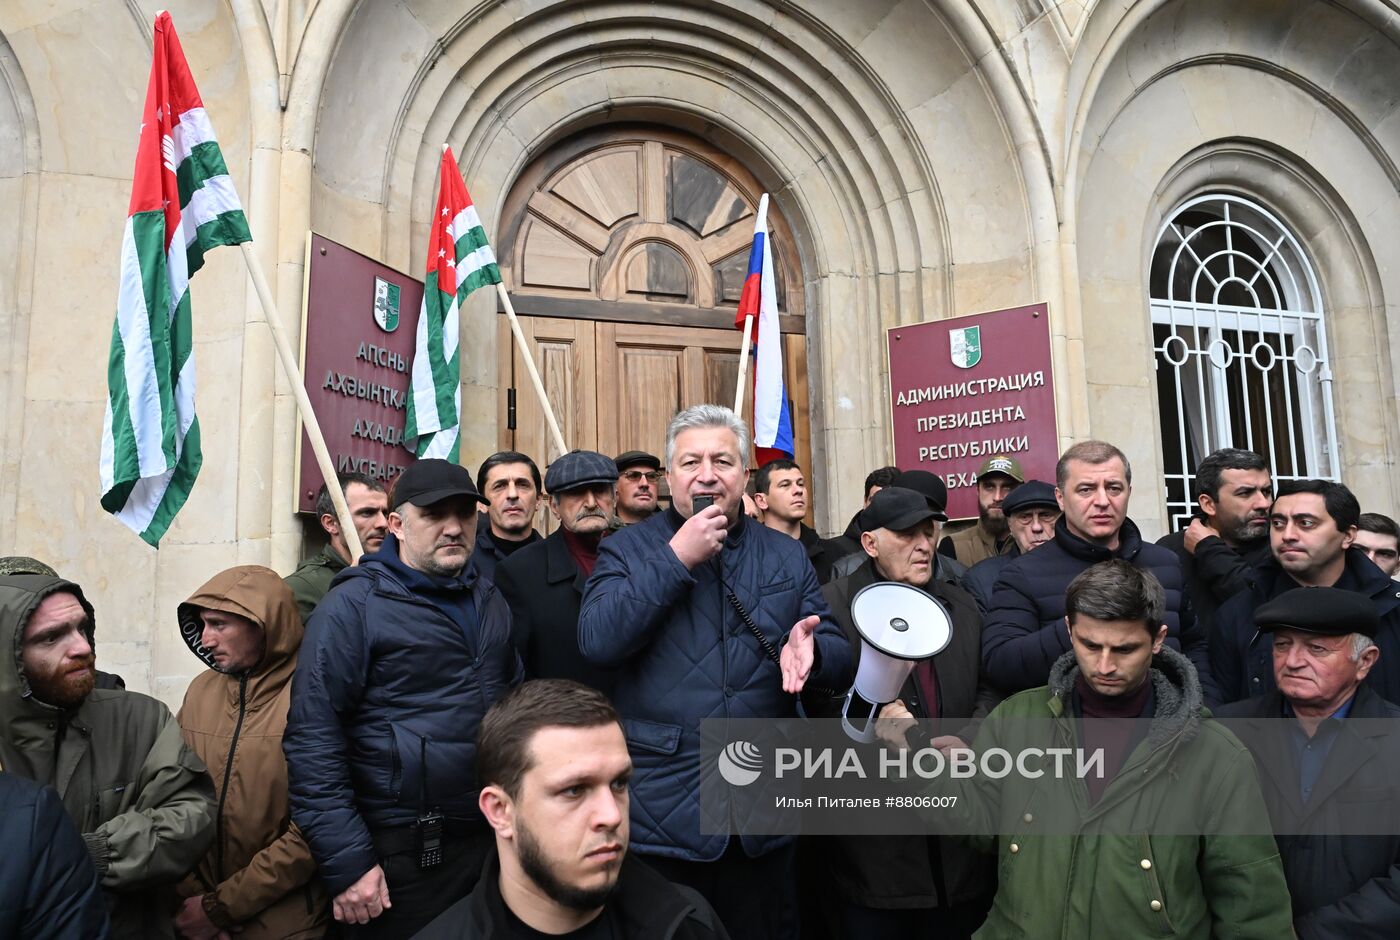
[2,0,1397,704]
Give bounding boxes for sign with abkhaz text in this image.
[887,304,1058,520]
[295,233,424,513]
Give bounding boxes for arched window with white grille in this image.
[1150,194,1340,529]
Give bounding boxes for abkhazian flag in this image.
[404,146,502,461]
[734,193,794,466]
[100,11,251,546]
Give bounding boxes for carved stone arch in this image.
[308,0,1042,526]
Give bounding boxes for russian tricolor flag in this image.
[735,194,794,465]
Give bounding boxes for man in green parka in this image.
[0,574,216,939]
[879,560,1293,939]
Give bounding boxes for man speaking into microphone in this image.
[579,404,852,940]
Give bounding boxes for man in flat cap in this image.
[496,450,620,695]
[613,450,663,527]
[1218,587,1400,939]
[284,458,520,937]
[962,480,1061,615]
[938,454,1023,567]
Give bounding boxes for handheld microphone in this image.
[692,495,715,513]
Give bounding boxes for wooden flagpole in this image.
[238,242,365,562]
[732,192,768,417]
[733,315,754,415]
[496,282,569,460]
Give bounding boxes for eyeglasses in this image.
[621,470,661,484]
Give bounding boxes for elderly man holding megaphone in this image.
[810,485,1000,939]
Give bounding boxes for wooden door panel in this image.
[596,322,747,461]
[596,322,685,463]
[501,315,811,519]
[504,316,596,466]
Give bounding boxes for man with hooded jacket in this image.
[880,561,1292,939]
[0,573,215,938]
[173,566,328,939]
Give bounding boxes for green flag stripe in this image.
[134,418,203,547]
[175,140,231,207]
[103,323,142,493]
[422,271,458,423]
[458,264,501,296]
[185,211,252,281]
[453,224,494,255]
[128,210,180,464]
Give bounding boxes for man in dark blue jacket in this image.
[284,459,521,938]
[578,405,852,940]
[0,772,110,939]
[980,440,1217,702]
[1211,479,1400,703]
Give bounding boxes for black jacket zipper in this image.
[216,675,248,882]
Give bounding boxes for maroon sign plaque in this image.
[887,304,1059,521]
[295,233,424,513]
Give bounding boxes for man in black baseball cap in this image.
[285,456,520,937]
[827,471,963,584]
[814,485,997,935]
[496,451,620,694]
[1217,587,1400,939]
[613,450,663,526]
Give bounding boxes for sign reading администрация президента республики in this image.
[295,233,426,512]
[887,303,1058,520]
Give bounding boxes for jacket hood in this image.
[1048,643,1203,750]
[178,565,302,681]
[1053,515,1144,562]
[0,575,97,724]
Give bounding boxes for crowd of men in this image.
[3,403,1400,939]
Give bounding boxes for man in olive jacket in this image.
[880,561,1291,939]
[0,574,215,939]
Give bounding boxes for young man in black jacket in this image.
[414,681,730,939]
[1211,479,1400,703]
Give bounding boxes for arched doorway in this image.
[494,125,811,486]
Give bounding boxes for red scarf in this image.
[561,528,604,578]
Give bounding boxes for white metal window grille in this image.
[1149,194,1339,530]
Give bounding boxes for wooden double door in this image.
[498,314,811,484]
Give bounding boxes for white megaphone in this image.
[841,581,954,743]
